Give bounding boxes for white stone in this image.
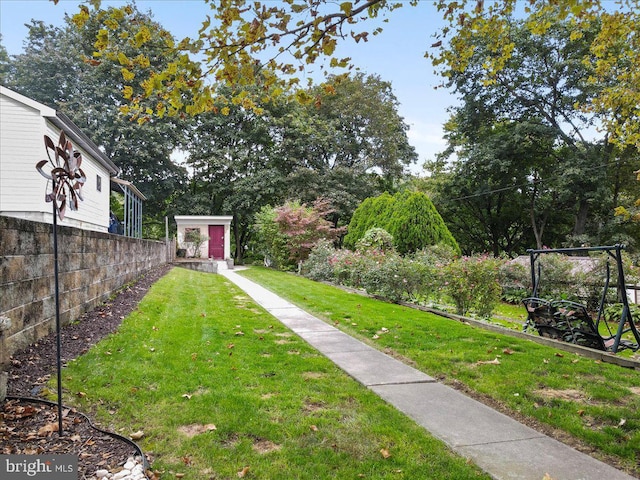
[123,460,136,470]
[95,469,110,478]
[112,469,131,480]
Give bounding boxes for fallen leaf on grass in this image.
[130,430,144,440]
[380,448,391,459]
[310,425,318,431]
[502,348,514,355]
[618,418,627,427]
[237,466,250,478]
[554,353,564,357]
[182,394,192,400]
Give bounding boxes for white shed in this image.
[175,215,233,260]
[0,85,119,232]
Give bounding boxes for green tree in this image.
[343,192,394,250]
[431,14,637,252]
[345,191,459,255]
[183,84,286,263]
[183,74,414,260]
[386,191,459,255]
[0,35,9,84]
[254,199,344,270]
[74,0,639,148]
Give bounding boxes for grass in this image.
[61,267,491,480]
[238,267,640,474]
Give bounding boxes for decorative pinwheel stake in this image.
[36,130,86,220]
[35,130,85,436]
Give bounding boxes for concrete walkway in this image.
[220,269,636,480]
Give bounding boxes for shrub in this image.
[442,255,504,317]
[498,260,529,304]
[386,191,460,255]
[356,227,395,253]
[302,239,336,282]
[360,251,409,302]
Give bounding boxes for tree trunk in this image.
[573,199,589,237]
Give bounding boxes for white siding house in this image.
[0,86,119,232]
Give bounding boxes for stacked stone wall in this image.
[0,215,170,366]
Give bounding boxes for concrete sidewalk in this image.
[220,269,636,480]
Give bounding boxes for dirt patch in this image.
[302,372,326,380]
[534,388,587,402]
[629,387,640,396]
[252,439,281,454]
[177,424,217,437]
[303,401,325,413]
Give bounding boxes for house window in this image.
[96,174,102,192]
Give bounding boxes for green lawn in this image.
[238,266,640,475]
[61,267,490,480]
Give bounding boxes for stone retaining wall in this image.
[0,215,170,366]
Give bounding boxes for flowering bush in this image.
[302,242,508,317]
[302,239,336,281]
[497,260,529,304]
[359,251,405,302]
[442,255,504,317]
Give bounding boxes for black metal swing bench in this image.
[522,245,640,354]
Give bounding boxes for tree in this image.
[0,35,9,84]
[72,0,638,148]
[343,192,394,250]
[431,14,636,252]
[431,119,568,255]
[182,73,414,261]
[277,74,416,228]
[255,199,344,270]
[344,191,459,255]
[386,191,459,255]
[182,83,287,263]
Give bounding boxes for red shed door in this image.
[208,225,224,259]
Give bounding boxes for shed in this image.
[175,215,233,260]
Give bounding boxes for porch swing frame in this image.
[522,244,640,354]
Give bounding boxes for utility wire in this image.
[448,158,637,202]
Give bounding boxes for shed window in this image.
[96,174,102,192]
[184,228,201,242]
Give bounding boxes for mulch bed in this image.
[1,265,172,479]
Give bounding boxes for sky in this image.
[0,0,457,175]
